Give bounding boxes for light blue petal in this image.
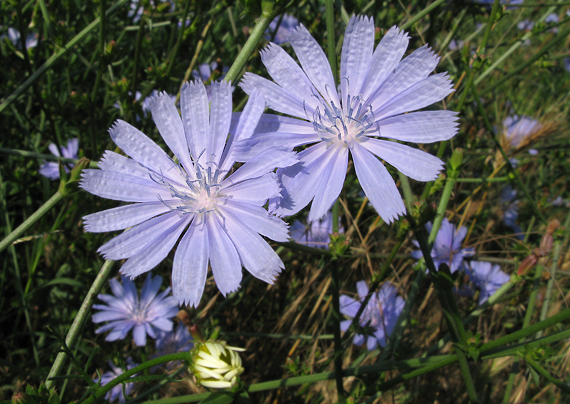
[240,73,307,118]
[351,142,405,223]
[208,81,233,164]
[180,81,209,159]
[139,274,162,309]
[367,335,378,351]
[80,169,172,203]
[222,200,289,242]
[133,324,147,346]
[361,26,409,101]
[260,43,319,112]
[367,45,439,111]
[172,222,209,307]
[308,144,348,222]
[222,147,297,187]
[340,16,374,98]
[108,120,184,183]
[373,73,454,120]
[340,319,352,332]
[98,211,182,260]
[360,138,444,182]
[222,208,284,284]
[220,88,266,172]
[356,281,369,300]
[151,317,174,332]
[377,110,459,143]
[225,173,281,206]
[120,214,191,278]
[83,202,171,233]
[339,295,360,317]
[289,24,339,107]
[149,92,196,178]
[207,213,242,296]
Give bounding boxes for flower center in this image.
[151,159,227,216]
[312,94,375,148]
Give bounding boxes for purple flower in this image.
[290,210,343,249]
[266,14,299,44]
[239,16,458,223]
[81,81,295,307]
[92,274,179,346]
[153,323,193,370]
[502,115,541,148]
[465,261,510,305]
[411,218,475,273]
[39,138,79,180]
[95,359,138,403]
[340,281,405,350]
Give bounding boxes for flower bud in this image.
[191,340,245,389]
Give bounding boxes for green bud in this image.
[448,147,464,172]
[59,157,90,197]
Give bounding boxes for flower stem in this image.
[80,352,191,404]
[46,260,115,389]
[0,191,65,254]
[224,8,277,85]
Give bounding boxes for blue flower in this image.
[411,218,475,273]
[266,14,299,44]
[39,138,79,180]
[501,186,523,239]
[239,16,458,223]
[465,261,510,305]
[153,323,193,370]
[95,359,138,403]
[340,281,405,350]
[92,274,179,346]
[81,81,295,307]
[502,115,541,149]
[290,210,343,249]
[3,27,38,49]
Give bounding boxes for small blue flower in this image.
[3,27,38,49]
[465,261,510,305]
[411,218,475,273]
[153,323,193,371]
[266,14,299,44]
[290,211,343,249]
[95,359,138,403]
[502,115,541,149]
[92,274,179,346]
[39,138,79,180]
[340,281,405,350]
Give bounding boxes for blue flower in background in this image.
[240,16,458,223]
[92,274,179,346]
[465,261,510,305]
[192,63,233,100]
[290,211,343,249]
[502,115,541,149]
[266,14,299,44]
[411,218,475,273]
[153,323,193,370]
[95,359,138,403]
[82,81,295,307]
[39,138,79,180]
[340,281,405,350]
[501,186,523,239]
[3,27,38,49]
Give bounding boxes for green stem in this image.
[0,0,129,114]
[400,0,447,31]
[470,83,546,224]
[525,357,570,394]
[224,9,278,85]
[479,23,570,96]
[164,0,192,80]
[0,191,65,254]
[81,352,191,404]
[45,260,115,389]
[136,356,455,404]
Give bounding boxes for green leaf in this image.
[199,392,235,404]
